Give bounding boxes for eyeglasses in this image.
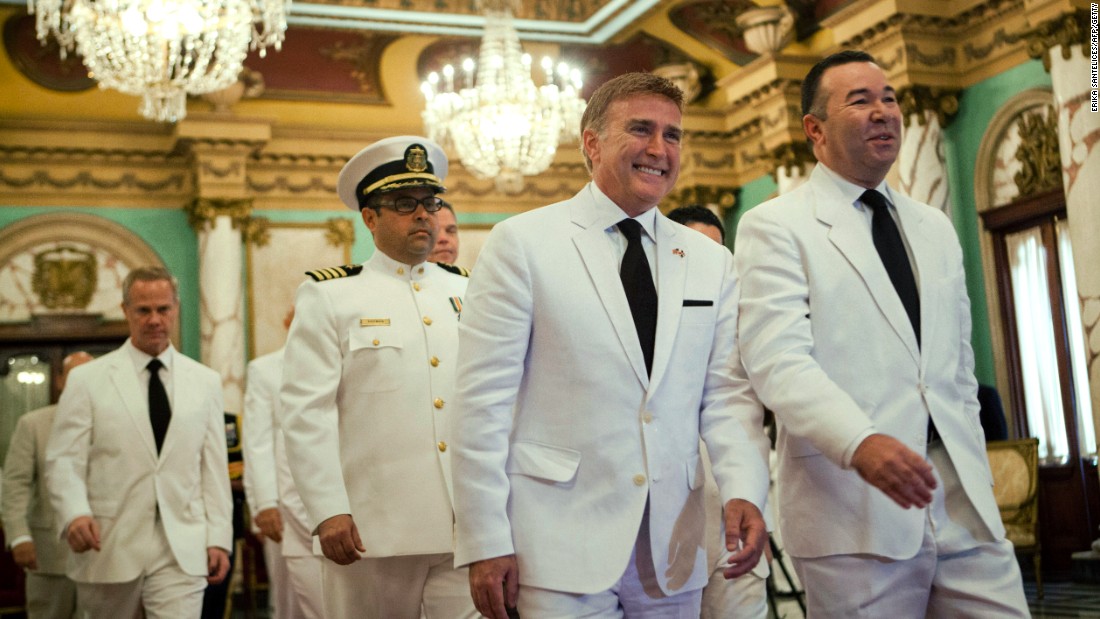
[373,196,444,214]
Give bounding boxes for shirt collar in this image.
[589,182,658,241]
[816,163,895,211]
[366,248,432,280]
[126,339,174,374]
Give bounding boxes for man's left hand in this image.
[206,547,231,584]
[721,498,767,579]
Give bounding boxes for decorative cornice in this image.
[1026,9,1090,70]
[0,145,185,164]
[898,85,960,128]
[187,197,254,232]
[0,168,187,192]
[243,216,271,247]
[1013,106,1063,198]
[247,174,337,195]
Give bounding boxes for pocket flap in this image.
[506,441,581,483]
[348,325,403,351]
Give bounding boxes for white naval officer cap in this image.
[337,136,448,210]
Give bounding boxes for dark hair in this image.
[122,266,179,305]
[667,205,725,243]
[801,50,877,118]
[580,72,684,172]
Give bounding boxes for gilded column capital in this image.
[325,218,357,249]
[767,141,816,177]
[242,216,271,247]
[1026,9,1090,71]
[897,85,960,128]
[664,184,739,214]
[1013,105,1063,198]
[187,197,254,232]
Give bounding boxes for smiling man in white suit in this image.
[46,266,233,618]
[735,51,1028,617]
[452,72,771,619]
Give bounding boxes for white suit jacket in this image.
[280,252,469,557]
[452,183,770,596]
[45,343,233,582]
[242,348,313,556]
[735,165,1004,560]
[2,406,70,574]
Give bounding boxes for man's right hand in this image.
[254,507,284,543]
[469,554,519,619]
[851,433,937,509]
[12,541,38,570]
[317,514,364,565]
[66,516,101,553]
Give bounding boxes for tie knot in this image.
[147,358,163,373]
[617,218,644,242]
[860,189,889,213]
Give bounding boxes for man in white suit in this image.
[242,308,323,618]
[452,72,771,618]
[735,50,1028,616]
[280,136,476,619]
[46,266,233,618]
[2,351,92,619]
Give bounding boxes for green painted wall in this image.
[944,59,1052,385]
[0,206,202,359]
[728,173,778,251]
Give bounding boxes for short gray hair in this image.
[122,266,179,305]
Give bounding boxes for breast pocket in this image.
[347,327,403,393]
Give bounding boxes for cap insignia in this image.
[405,145,428,173]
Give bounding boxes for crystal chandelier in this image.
[27,0,289,122]
[420,0,586,194]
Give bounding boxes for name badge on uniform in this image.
[449,297,463,315]
[360,318,390,327]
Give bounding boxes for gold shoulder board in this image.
[305,264,364,282]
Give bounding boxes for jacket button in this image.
[633,474,646,486]
[434,398,445,409]
[413,282,421,291]
[437,441,447,452]
[642,413,653,424]
[372,339,380,346]
[430,356,440,367]
[423,317,433,326]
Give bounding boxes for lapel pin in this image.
[672,248,685,258]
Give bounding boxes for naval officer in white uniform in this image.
[280,136,477,619]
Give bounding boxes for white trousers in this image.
[25,571,77,619]
[518,507,702,619]
[699,568,767,619]
[75,520,205,619]
[792,442,1029,618]
[321,552,476,619]
[284,555,324,619]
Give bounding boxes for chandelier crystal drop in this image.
[28,0,289,122]
[420,0,585,194]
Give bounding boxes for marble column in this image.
[897,87,958,215]
[1048,41,1100,458]
[189,200,250,412]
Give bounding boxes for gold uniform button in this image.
[430,356,440,367]
[418,267,425,274]
[434,398,445,409]
[437,441,447,452]
[397,267,405,275]
[423,317,433,326]
[372,339,380,346]
[642,413,653,424]
[413,282,421,291]
[633,474,646,486]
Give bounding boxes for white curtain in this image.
[1056,219,1097,459]
[1006,227,1068,463]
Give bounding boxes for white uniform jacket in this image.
[243,349,313,556]
[452,183,770,596]
[734,164,1004,560]
[2,406,70,574]
[45,343,233,582]
[280,251,469,557]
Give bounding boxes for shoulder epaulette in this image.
[435,262,470,277]
[305,264,363,282]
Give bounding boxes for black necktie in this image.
[618,219,658,376]
[147,358,172,453]
[861,189,920,346]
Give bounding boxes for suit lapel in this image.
[814,172,920,364]
[108,350,159,460]
[648,215,685,391]
[895,194,937,372]
[570,198,650,387]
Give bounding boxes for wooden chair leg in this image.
[1034,550,1043,599]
